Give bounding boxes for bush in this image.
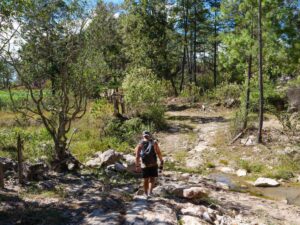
[104,117,152,144]
[242,76,286,113]
[207,82,242,102]
[0,127,54,162]
[180,82,201,103]
[266,169,294,180]
[238,159,264,173]
[71,137,131,162]
[122,67,167,129]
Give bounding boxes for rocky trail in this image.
[1,103,300,225]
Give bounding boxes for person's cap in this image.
[142,131,151,137]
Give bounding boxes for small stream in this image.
[208,173,300,206]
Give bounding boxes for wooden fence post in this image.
[17,135,24,185]
[0,162,4,189]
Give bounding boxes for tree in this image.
[4,0,95,170]
[207,0,221,88]
[85,1,126,93]
[220,0,299,133]
[0,1,27,85]
[121,0,181,95]
[257,0,263,143]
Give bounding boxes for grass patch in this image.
[262,155,300,180]
[237,159,265,173]
[219,159,229,165]
[205,162,216,168]
[212,129,230,147]
[71,137,131,163]
[173,150,188,162]
[264,169,294,180]
[20,183,68,200]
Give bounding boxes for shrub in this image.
[207,82,241,102]
[71,137,131,162]
[238,159,264,173]
[266,169,294,180]
[91,99,114,135]
[0,127,54,162]
[180,82,201,103]
[122,67,167,129]
[104,117,153,144]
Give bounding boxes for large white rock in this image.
[122,154,136,173]
[254,177,280,187]
[236,169,247,177]
[182,187,209,199]
[124,197,178,225]
[217,166,235,174]
[86,149,122,168]
[241,135,256,146]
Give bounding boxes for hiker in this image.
[135,131,164,197]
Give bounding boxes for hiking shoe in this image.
[144,194,149,200]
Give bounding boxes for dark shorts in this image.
[142,166,158,178]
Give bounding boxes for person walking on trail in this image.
[135,131,164,197]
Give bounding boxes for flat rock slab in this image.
[180,215,210,225]
[124,196,178,225]
[83,209,121,225]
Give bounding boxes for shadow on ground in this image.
[167,115,227,124]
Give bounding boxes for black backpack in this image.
[140,140,157,166]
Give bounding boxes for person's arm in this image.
[154,141,164,167]
[135,144,142,172]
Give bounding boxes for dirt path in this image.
[156,104,230,168]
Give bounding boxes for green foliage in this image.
[205,162,216,168]
[122,67,167,129]
[0,127,53,162]
[71,137,131,163]
[220,0,299,82]
[288,75,300,88]
[265,169,294,180]
[180,82,201,103]
[104,117,151,144]
[263,156,300,180]
[121,0,175,80]
[246,76,285,112]
[0,90,28,110]
[238,159,264,173]
[208,82,242,102]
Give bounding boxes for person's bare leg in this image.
[149,177,155,195]
[144,178,149,196]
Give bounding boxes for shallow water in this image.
[208,172,300,206]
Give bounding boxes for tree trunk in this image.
[120,95,126,114]
[213,8,218,88]
[257,0,264,143]
[193,5,197,84]
[180,47,186,92]
[243,54,252,130]
[170,77,178,96]
[243,18,254,130]
[55,140,68,161]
